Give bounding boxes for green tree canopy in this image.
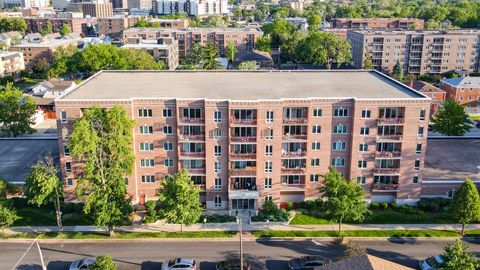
[69,106,135,236]
[90,255,117,270]
[226,41,238,63]
[392,60,404,81]
[0,203,18,235]
[363,50,373,69]
[60,23,72,37]
[157,169,203,232]
[451,179,480,235]
[442,240,479,270]
[179,43,219,70]
[39,21,53,36]
[255,36,272,53]
[0,82,36,137]
[0,17,28,34]
[431,99,471,136]
[307,14,322,31]
[319,167,370,232]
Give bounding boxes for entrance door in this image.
[231,199,256,210]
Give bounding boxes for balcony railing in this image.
[178,117,204,124]
[178,134,205,141]
[194,184,206,190]
[230,182,257,190]
[283,118,308,124]
[179,151,205,158]
[281,151,307,158]
[230,153,257,160]
[376,135,403,141]
[185,168,206,175]
[281,183,305,188]
[378,118,404,125]
[230,118,257,125]
[372,168,400,174]
[282,134,307,141]
[375,151,402,158]
[230,136,256,143]
[230,168,257,176]
[281,167,306,174]
[371,183,399,191]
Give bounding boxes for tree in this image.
[342,241,367,259]
[255,36,272,53]
[157,169,203,232]
[307,14,321,32]
[238,61,257,70]
[319,168,369,232]
[69,106,135,236]
[0,178,7,199]
[451,179,480,235]
[363,50,373,69]
[201,43,220,70]
[25,154,63,229]
[431,99,471,136]
[90,255,117,270]
[60,23,72,37]
[39,21,53,36]
[295,31,351,69]
[226,41,238,63]
[442,240,479,270]
[0,17,28,34]
[29,57,51,78]
[392,60,404,81]
[0,82,36,137]
[0,203,18,235]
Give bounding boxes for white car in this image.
[419,255,445,270]
[161,258,197,270]
[69,257,96,270]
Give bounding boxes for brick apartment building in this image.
[407,80,446,113]
[147,19,189,28]
[439,77,480,107]
[9,39,78,66]
[0,51,24,77]
[56,70,431,211]
[332,18,424,30]
[24,17,91,35]
[97,15,142,39]
[123,26,262,58]
[122,37,179,70]
[81,2,113,18]
[348,29,480,75]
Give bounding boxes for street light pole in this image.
[237,217,243,270]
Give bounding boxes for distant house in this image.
[233,50,274,70]
[0,31,22,47]
[29,79,77,119]
[316,254,414,270]
[406,80,446,113]
[440,77,480,107]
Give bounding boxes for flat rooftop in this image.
[59,70,427,101]
[122,43,172,49]
[12,39,76,48]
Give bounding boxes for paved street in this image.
[2,239,480,270]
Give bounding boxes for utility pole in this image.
[237,217,243,270]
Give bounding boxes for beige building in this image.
[56,70,431,211]
[122,37,179,70]
[9,39,78,66]
[348,29,480,75]
[0,51,24,77]
[147,18,189,28]
[123,26,262,58]
[98,15,142,38]
[81,2,113,18]
[332,18,424,30]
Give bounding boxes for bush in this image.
[370,202,379,209]
[63,202,75,214]
[286,202,294,211]
[145,200,157,222]
[73,202,85,213]
[417,198,450,212]
[398,205,424,216]
[198,214,236,223]
[11,197,28,209]
[389,202,397,209]
[256,200,289,222]
[379,202,388,209]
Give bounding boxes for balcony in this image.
[230,118,257,125]
[179,151,205,158]
[371,183,399,191]
[283,118,308,125]
[281,182,305,189]
[372,168,400,175]
[230,167,256,176]
[185,168,206,175]
[230,136,256,143]
[281,167,306,174]
[178,134,205,141]
[375,151,402,158]
[178,117,204,124]
[378,118,404,125]
[281,151,306,158]
[376,135,403,141]
[282,134,307,141]
[194,184,206,190]
[230,182,257,191]
[230,152,257,160]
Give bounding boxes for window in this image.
[416,143,422,154]
[358,160,367,168]
[265,161,272,173]
[265,145,273,156]
[418,127,424,137]
[141,175,155,183]
[213,145,222,156]
[163,141,173,151]
[334,107,348,117]
[140,159,155,167]
[333,124,347,134]
[313,108,322,117]
[265,128,273,140]
[360,127,370,135]
[332,140,346,150]
[214,111,222,122]
[65,162,72,173]
[140,142,154,151]
[164,158,174,167]
[213,128,222,140]
[61,127,69,140]
[265,195,272,202]
[357,176,366,184]
[163,108,172,117]
[214,161,221,173]
[311,158,320,167]
[264,178,272,188]
[413,176,419,184]
[419,109,426,120]
[214,178,222,189]
[214,195,222,207]
[163,125,173,134]
[138,108,153,118]
[359,143,368,152]
[266,111,274,123]
[310,174,320,182]
[361,110,371,118]
[331,157,345,167]
[312,125,321,134]
[311,141,321,150]
[124,178,128,185]
[447,190,455,198]
[66,178,73,186]
[414,159,420,170]
[60,110,67,123]
[63,145,70,156]
[139,125,153,134]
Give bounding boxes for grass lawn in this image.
[470,116,480,121]
[290,214,330,225]
[6,231,236,239]
[13,207,95,226]
[253,230,461,238]
[13,78,42,91]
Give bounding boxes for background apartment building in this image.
[0,51,24,77]
[56,70,430,212]
[122,37,179,69]
[348,29,480,75]
[123,26,261,58]
[9,39,77,66]
[332,18,424,30]
[440,77,480,107]
[24,17,91,35]
[155,0,228,16]
[98,15,141,38]
[81,1,113,18]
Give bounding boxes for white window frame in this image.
[163,125,173,134]
[264,178,272,189]
[214,145,222,156]
[266,111,274,123]
[214,111,222,123]
[265,145,273,156]
[138,108,153,118]
[361,109,371,119]
[164,158,173,167]
[313,108,322,117]
[312,125,321,134]
[311,141,320,150]
[214,161,221,173]
[60,110,67,123]
[214,195,222,207]
[311,158,320,167]
[214,178,222,189]
[163,141,173,151]
[163,107,172,118]
[265,161,272,173]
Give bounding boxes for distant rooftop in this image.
[408,80,445,93]
[124,26,262,33]
[441,77,480,88]
[58,70,428,101]
[122,43,172,49]
[13,39,76,48]
[350,29,480,35]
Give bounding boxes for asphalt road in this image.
[2,238,480,270]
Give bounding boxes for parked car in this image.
[161,258,197,270]
[288,256,327,270]
[69,257,96,270]
[419,255,444,270]
[216,258,251,270]
[476,120,480,129]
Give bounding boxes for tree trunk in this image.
[54,190,62,230]
[108,225,115,237]
[461,223,466,235]
[338,217,343,233]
